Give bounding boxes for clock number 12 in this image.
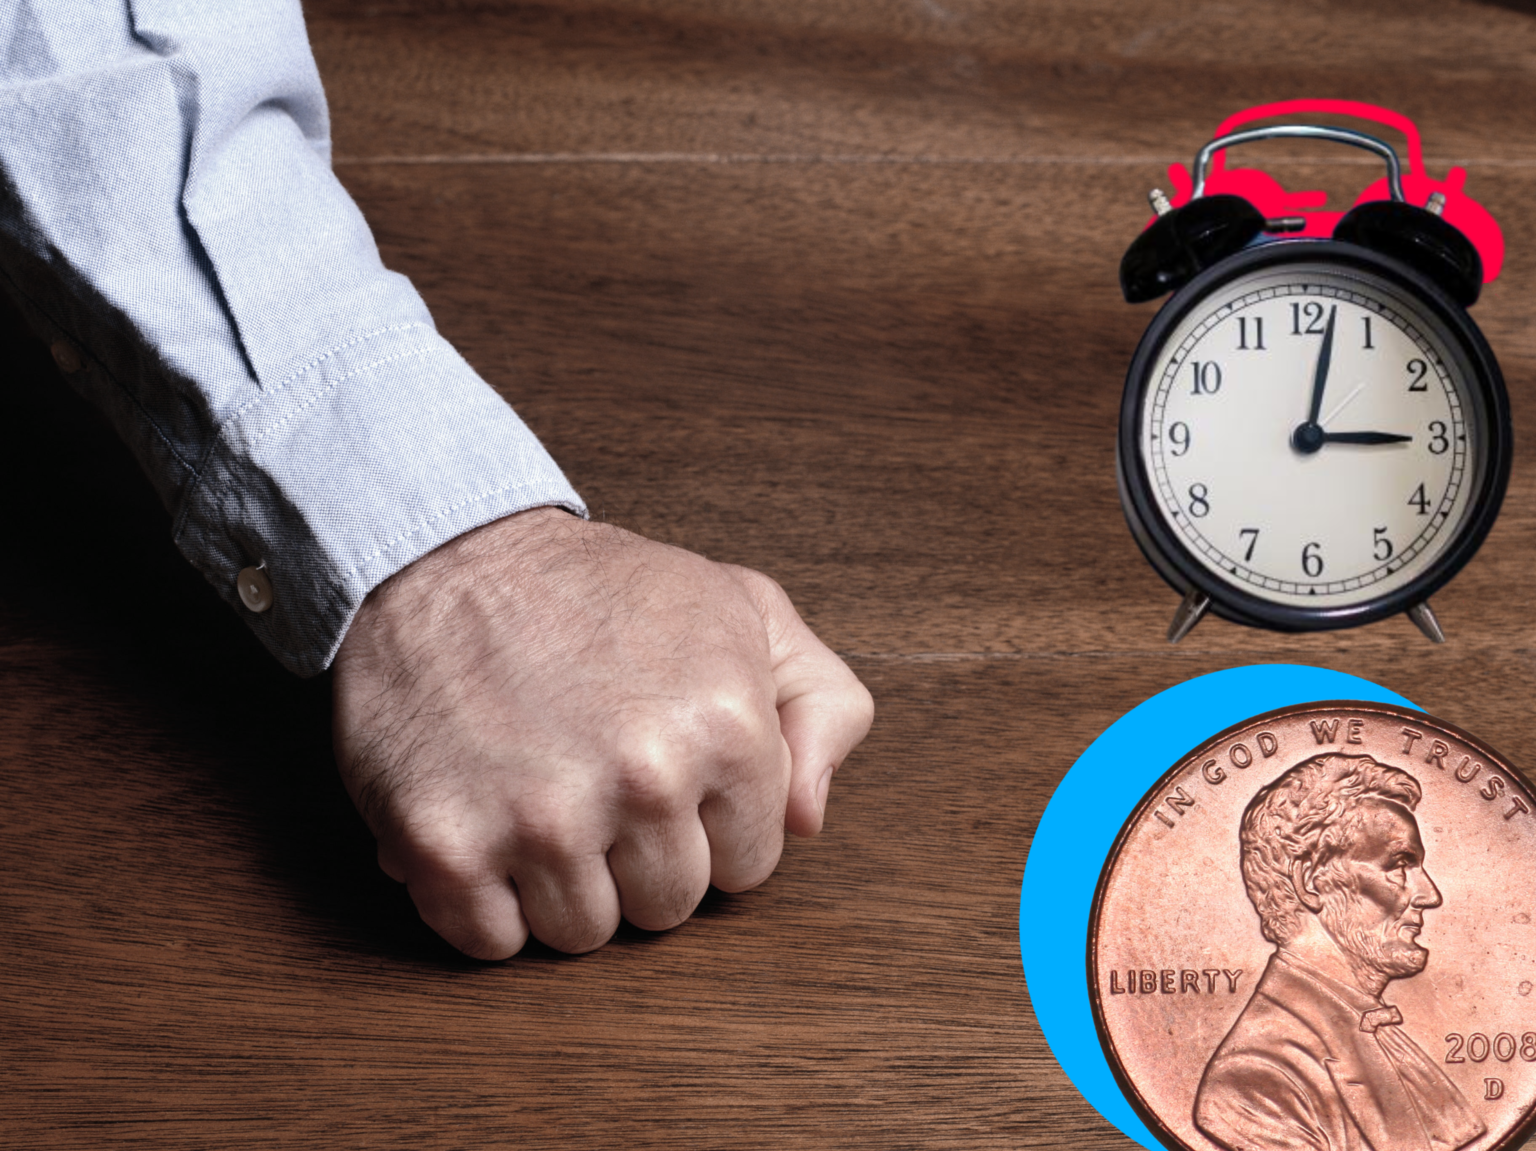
[1291,301,1326,336]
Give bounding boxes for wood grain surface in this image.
[5,1,1536,1147]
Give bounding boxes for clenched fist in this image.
[332,507,873,959]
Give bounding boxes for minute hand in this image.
[1305,304,1339,425]
[1319,431,1414,445]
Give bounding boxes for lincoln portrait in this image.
[1193,753,1485,1151]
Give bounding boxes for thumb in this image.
[730,567,874,837]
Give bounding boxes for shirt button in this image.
[51,340,82,373]
[237,565,274,613]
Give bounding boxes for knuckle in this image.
[694,684,778,762]
[730,564,790,610]
[452,924,524,962]
[610,735,689,814]
[628,890,703,933]
[541,910,619,955]
[850,679,876,730]
[622,860,710,932]
[703,785,787,893]
[714,830,784,894]
[515,795,589,860]
[409,881,525,962]
[391,818,483,882]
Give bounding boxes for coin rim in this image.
[1086,698,1536,1151]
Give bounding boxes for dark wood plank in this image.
[337,158,1536,661]
[306,0,1536,166]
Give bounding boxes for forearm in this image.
[0,0,583,674]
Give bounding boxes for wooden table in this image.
[5,1,1535,1146]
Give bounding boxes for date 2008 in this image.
[1444,1033,1536,1063]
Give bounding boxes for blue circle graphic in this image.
[1018,664,1418,1150]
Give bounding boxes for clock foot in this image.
[1168,590,1210,644]
[1408,600,1447,643]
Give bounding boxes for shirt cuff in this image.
[173,321,585,676]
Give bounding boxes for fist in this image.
[331,508,874,958]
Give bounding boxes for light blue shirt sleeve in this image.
[0,0,586,676]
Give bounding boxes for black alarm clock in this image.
[1116,124,1510,644]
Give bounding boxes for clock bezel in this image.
[1117,238,1511,633]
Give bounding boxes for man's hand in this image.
[331,507,874,959]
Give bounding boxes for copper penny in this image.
[1089,700,1536,1151]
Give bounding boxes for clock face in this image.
[1135,256,1492,613]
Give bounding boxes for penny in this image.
[1089,701,1536,1151]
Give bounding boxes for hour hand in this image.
[1319,430,1413,446]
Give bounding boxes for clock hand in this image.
[1291,305,1340,455]
[1320,382,1365,428]
[1305,304,1339,426]
[1318,430,1413,445]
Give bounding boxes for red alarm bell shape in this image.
[1160,99,1503,283]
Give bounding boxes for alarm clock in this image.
[1116,122,1510,644]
